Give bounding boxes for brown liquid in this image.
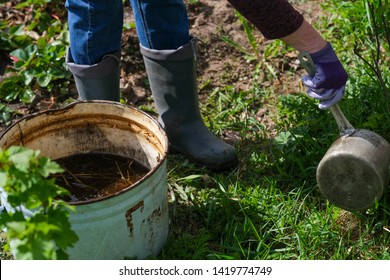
[53,153,150,202]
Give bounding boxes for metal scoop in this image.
[299,52,390,211]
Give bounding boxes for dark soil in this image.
[0,0,325,134]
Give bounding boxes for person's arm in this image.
[226,0,303,39]
[226,0,348,109]
[280,19,326,53]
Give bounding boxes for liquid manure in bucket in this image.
[52,153,150,202]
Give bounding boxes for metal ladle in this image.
[299,52,390,211]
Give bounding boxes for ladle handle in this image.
[329,105,355,136]
[298,52,354,136]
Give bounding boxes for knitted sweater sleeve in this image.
[226,0,304,39]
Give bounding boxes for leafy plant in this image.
[11,37,69,88]
[220,11,284,82]
[0,23,34,51]
[322,0,390,125]
[221,12,260,62]
[15,0,61,34]
[0,0,70,103]
[0,146,78,260]
[353,0,390,113]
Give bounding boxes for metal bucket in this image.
[317,129,390,211]
[0,101,169,259]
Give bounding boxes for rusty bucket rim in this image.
[0,100,169,206]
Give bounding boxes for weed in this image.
[0,0,70,105]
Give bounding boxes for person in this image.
[65,0,348,171]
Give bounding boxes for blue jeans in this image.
[66,0,190,65]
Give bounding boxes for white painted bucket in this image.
[0,101,169,259]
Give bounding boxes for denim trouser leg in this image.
[129,0,190,50]
[66,0,123,65]
[66,0,190,65]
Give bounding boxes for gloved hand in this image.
[301,42,348,109]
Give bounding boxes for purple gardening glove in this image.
[302,42,348,109]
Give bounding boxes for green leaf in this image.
[37,73,52,87]
[36,37,48,49]
[10,44,37,68]
[176,174,203,181]
[8,147,36,172]
[0,76,24,102]
[48,67,66,79]
[1,110,12,125]
[37,157,64,177]
[24,69,38,85]
[275,131,292,146]
[10,48,28,62]
[8,24,25,36]
[12,238,56,260]
[6,221,27,236]
[25,44,38,57]
[20,89,35,104]
[11,239,34,260]
[0,171,7,188]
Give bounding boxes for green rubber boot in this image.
[66,49,121,101]
[140,40,238,170]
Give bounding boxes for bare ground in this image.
[0,0,327,136]
[119,0,326,140]
[120,0,325,102]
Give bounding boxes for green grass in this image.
[156,0,390,260]
[1,0,390,260]
[159,88,390,259]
